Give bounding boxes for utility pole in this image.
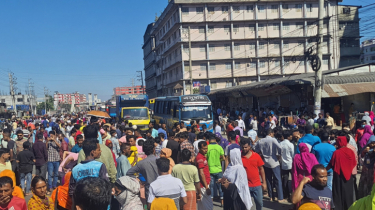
[314,0,324,116]
[188,26,193,95]
[44,87,48,115]
[8,72,17,113]
[137,71,145,95]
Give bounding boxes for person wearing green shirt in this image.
[206,133,224,205]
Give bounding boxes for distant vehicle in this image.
[153,95,213,132]
[116,94,150,130]
[106,105,116,118]
[0,103,12,119]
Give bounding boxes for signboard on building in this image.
[193,82,201,87]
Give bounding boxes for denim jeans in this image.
[20,172,32,193]
[47,161,59,189]
[264,165,284,200]
[327,171,333,191]
[210,172,223,199]
[249,185,263,210]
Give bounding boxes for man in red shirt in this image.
[195,141,213,210]
[226,120,234,134]
[241,138,267,210]
[0,176,27,210]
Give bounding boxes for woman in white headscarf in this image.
[114,176,143,210]
[220,148,253,210]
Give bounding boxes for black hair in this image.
[190,120,195,126]
[0,176,13,187]
[49,131,56,136]
[110,130,117,135]
[37,133,44,140]
[234,130,241,136]
[330,129,338,135]
[282,130,292,139]
[74,177,112,210]
[120,143,131,152]
[0,148,10,157]
[197,132,204,140]
[202,124,207,129]
[228,131,236,141]
[180,132,188,140]
[84,125,99,139]
[266,128,274,135]
[311,164,326,176]
[82,138,99,157]
[16,130,23,135]
[2,129,10,135]
[198,141,207,149]
[137,139,145,146]
[305,125,313,134]
[31,175,46,189]
[207,133,216,140]
[248,124,253,130]
[76,134,84,140]
[158,133,165,139]
[156,158,170,173]
[74,124,81,130]
[23,141,30,149]
[187,126,191,131]
[342,123,349,128]
[154,137,161,144]
[181,149,191,162]
[143,139,155,156]
[240,138,251,146]
[146,130,151,134]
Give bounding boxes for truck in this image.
[116,94,150,130]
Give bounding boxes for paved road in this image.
[213,199,293,210]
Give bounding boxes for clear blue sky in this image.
[0,0,371,101]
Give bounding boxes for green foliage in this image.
[36,95,54,112]
[193,88,200,94]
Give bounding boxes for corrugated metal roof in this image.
[324,73,375,84]
[322,82,375,98]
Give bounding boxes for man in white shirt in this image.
[251,116,258,131]
[236,116,245,131]
[280,130,294,200]
[193,133,205,155]
[247,124,258,146]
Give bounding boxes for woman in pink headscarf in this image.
[359,125,374,149]
[370,111,375,126]
[291,143,319,191]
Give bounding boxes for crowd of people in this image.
[0,109,374,210]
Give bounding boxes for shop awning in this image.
[322,82,375,98]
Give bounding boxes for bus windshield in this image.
[122,108,149,120]
[181,106,212,121]
[109,107,116,113]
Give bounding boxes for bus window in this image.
[167,101,172,115]
[173,102,178,118]
[163,101,169,114]
[155,101,159,114]
[158,101,164,114]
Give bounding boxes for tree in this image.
[36,95,54,114]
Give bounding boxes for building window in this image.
[233,25,239,32]
[284,60,290,66]
[343,7,350,14]
[211,82,217,89]
[258,5,265,13]
[275,60,280,67]
[295,4,302,12]
[283,23,290,30]
[207,26,214,33]
[222,6,229,13]
[200,45,205,52]
[274,42,280,49]
[271,5,278,13]
[250,62,256,68]
[234,43,240,51]
[226,81,232,87]
[182,7,189,15]
[235,62,241,69]
[182,27,188,34]
[249,44,255,50]
[258,24,264,31]
[17,98,23,102]
[307,4,313,12]
[249,24,255,31]
[200,64,207,70]
[225,44,231,51]
[299,60,305,66]
[259,42,265,49]
[323,59,329,65]
[210,63,216,70]
[233,6,240,13]
[199,26,205,33]
[209,45,215,52]
[259,61,265,68]
[184,66,190,72]
[298,40,305,46]
[282,4,289,11]
[283,41,289,48]
[273,23,279,30]
[196,7,204,14]
[247,5,254,12]
[224,25,230,33]
[226,62,232,70]
[208,7,215,14]
[296,22,304,29]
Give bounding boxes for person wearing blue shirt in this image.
[45,123,52,134]
[149,122,159,138]
[312,131,336,190]
[296,125,321,154]
[71,137,84,153]
[157,123,168,139]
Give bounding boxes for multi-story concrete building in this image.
[338,5,361,67]
[0,94,36,110]
[143,0,346,97]
[113,85,146,96]
[54,92,87,104]
[361,39,375,64]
